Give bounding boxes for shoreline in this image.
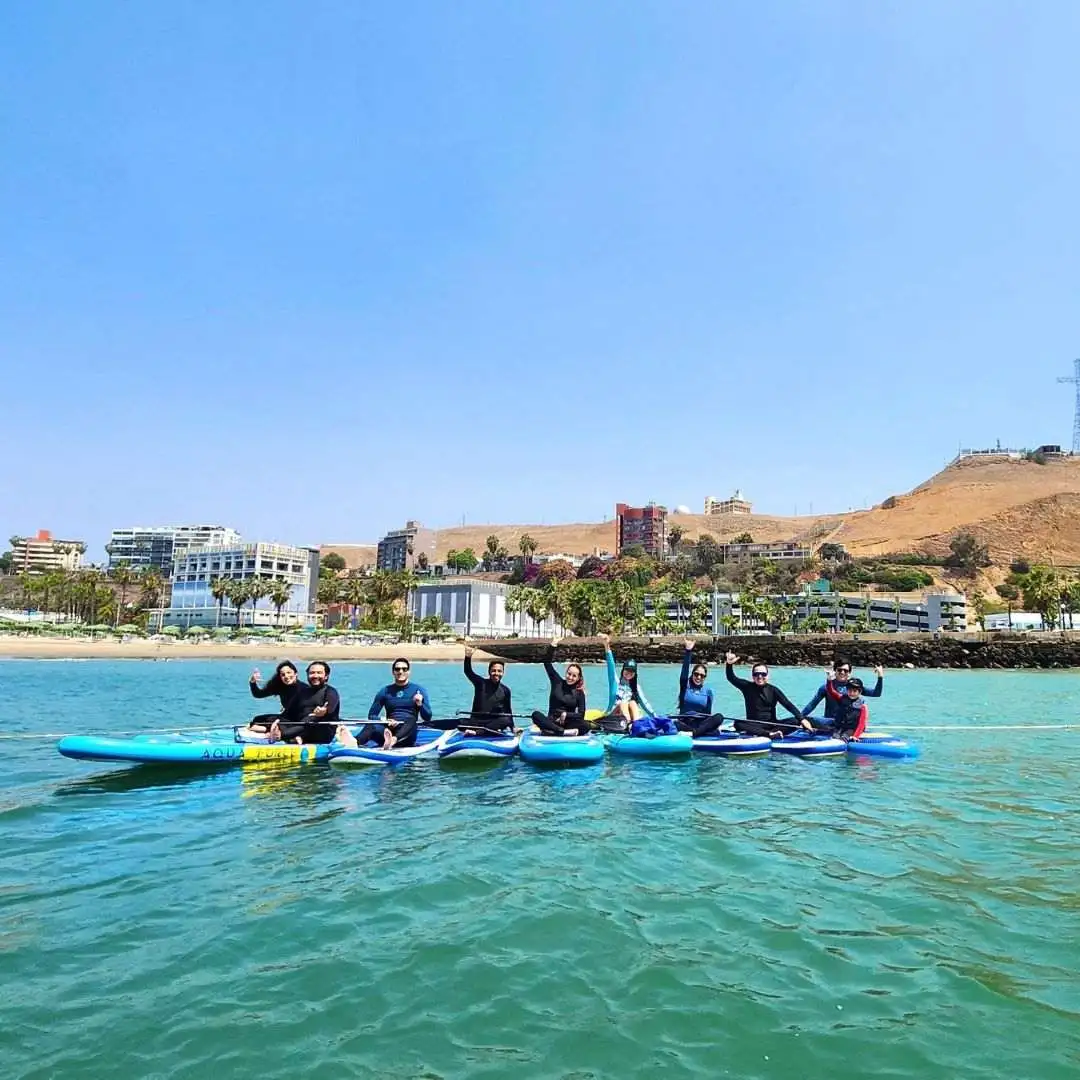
[0,637,493,662]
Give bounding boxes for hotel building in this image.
[704,490,753,515]
[161,541,319,628]
[376,520,437,571]
[615,503,668,559]
[107,525,241,576]
[10,530,85,574]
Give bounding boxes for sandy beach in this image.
[0,636,499,662]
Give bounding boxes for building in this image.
[984,611,1044,631]
[161,541,319,628]
[376,520,437,571]
[410,579,568,638]
[107,525,241,576]
[615,503,668,559]
[10,530,85,575]
[704,490,753,516]
[719,540,812,564]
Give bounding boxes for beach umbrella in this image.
[185,625,209,636]
[212,626,233,637]
[161,625,182,637]
[87,624,112,634]
[115,624,143,635]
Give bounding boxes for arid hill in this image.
[322,456,1080,571]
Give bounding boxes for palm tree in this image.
[483,535,501,571]
[209,576,230,627]
[505,584,528,634]
[226,579,250,629]
[668,524,685,558]
[247,578,273,628]
[110,564,136,626]
[524,590,551,637]
[518,534,538,563]
[342,575,368,628]
[268,582,292,626]
[140,570,165,612]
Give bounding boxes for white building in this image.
[411,579,568,638]
[161,541,319,628]
[10,530,85,575]
[108,525,242,576]
[704,490,753,515]
[984,611,1044,631]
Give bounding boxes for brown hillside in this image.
[428,457,1080,567]
[317,457,1080,570]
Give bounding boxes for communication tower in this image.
[1057,358,1080,454]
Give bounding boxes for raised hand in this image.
[873,664,884,678]
[724,651,737,665]
[412,691,424,708]
[250,669,261,684]
[597,632,611,646]
[464,645,474,658]
[550,636,562,649]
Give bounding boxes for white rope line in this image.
[874,724,1080,731]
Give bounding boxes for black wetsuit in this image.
[275,683,341,744]
[248,678,302,729]
[461,655,513,733]
[531,648,587,736]
[725,664,803,737]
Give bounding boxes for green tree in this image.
[536,559,577,588]
[321,552,346,573]
[109,564,136,626]
[801,613,830,634]
[209,576,231,627]
[140,570,165,613]
[944,531,991,574]
[0,551,13,574]
[732,532,754,545]
[341,575,368,628]
[505,584,528,634]
[226,579,250,629]
[269,581,293,626]
[518,534,538,562]
[668,524,685,557]
[482,535,501,571]
[524,589,551,636]
[1019,565,1059,629]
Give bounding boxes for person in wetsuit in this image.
[596,632,656,732]
[242,661,302,735]
[268,660,341,745]
[802,658,883,730]
[460,646,514,733]
[823,674,870,740]
[724,652,804,737]
[673,639,727,738]
[531,637,587,736]
[337,658,432,750]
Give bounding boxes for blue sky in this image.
[3,1,1079,556]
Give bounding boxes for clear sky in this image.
[3,1,1079,556]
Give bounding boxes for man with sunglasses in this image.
[800,659,883,732]
[724,652,804,738]
[339,658,433,751]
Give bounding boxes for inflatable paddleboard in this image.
[327,727,451,767]
[519,729,604,766]
[438,730,520,761]
[605,732,693,758]
[769,733,848,757]
[57,727,349,766]
[846,732,919,759]
[691,732,772,756]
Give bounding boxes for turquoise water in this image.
[2,659,1079,1079]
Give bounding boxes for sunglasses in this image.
[692,670,707,678]
[392,666,409,673]
[837,668,851,674]
[752,670,768,678]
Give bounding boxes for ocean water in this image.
[1,658,1079,1080]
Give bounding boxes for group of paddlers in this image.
[240,640,882,750]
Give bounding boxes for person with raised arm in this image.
[268,660,340,745]
[530,636,588,736]
[336,658,432,751]
[802,659,883,729]
[460,645,514,734]
[814,667,870,740]
[598,632,666,733]
[243,660,302,734]
[724,652,804,738]
[673,640,727,738]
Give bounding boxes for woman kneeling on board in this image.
[461,645,514,734]
[336,658,432,751]
[530,637,588,736]
[673,640,727,738]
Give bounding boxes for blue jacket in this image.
[803,675,882,719]
[604,648,655,716]
[677,648,714,716]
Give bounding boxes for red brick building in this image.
[615,502,668,558]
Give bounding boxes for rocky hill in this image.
[323,456,1080,572]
